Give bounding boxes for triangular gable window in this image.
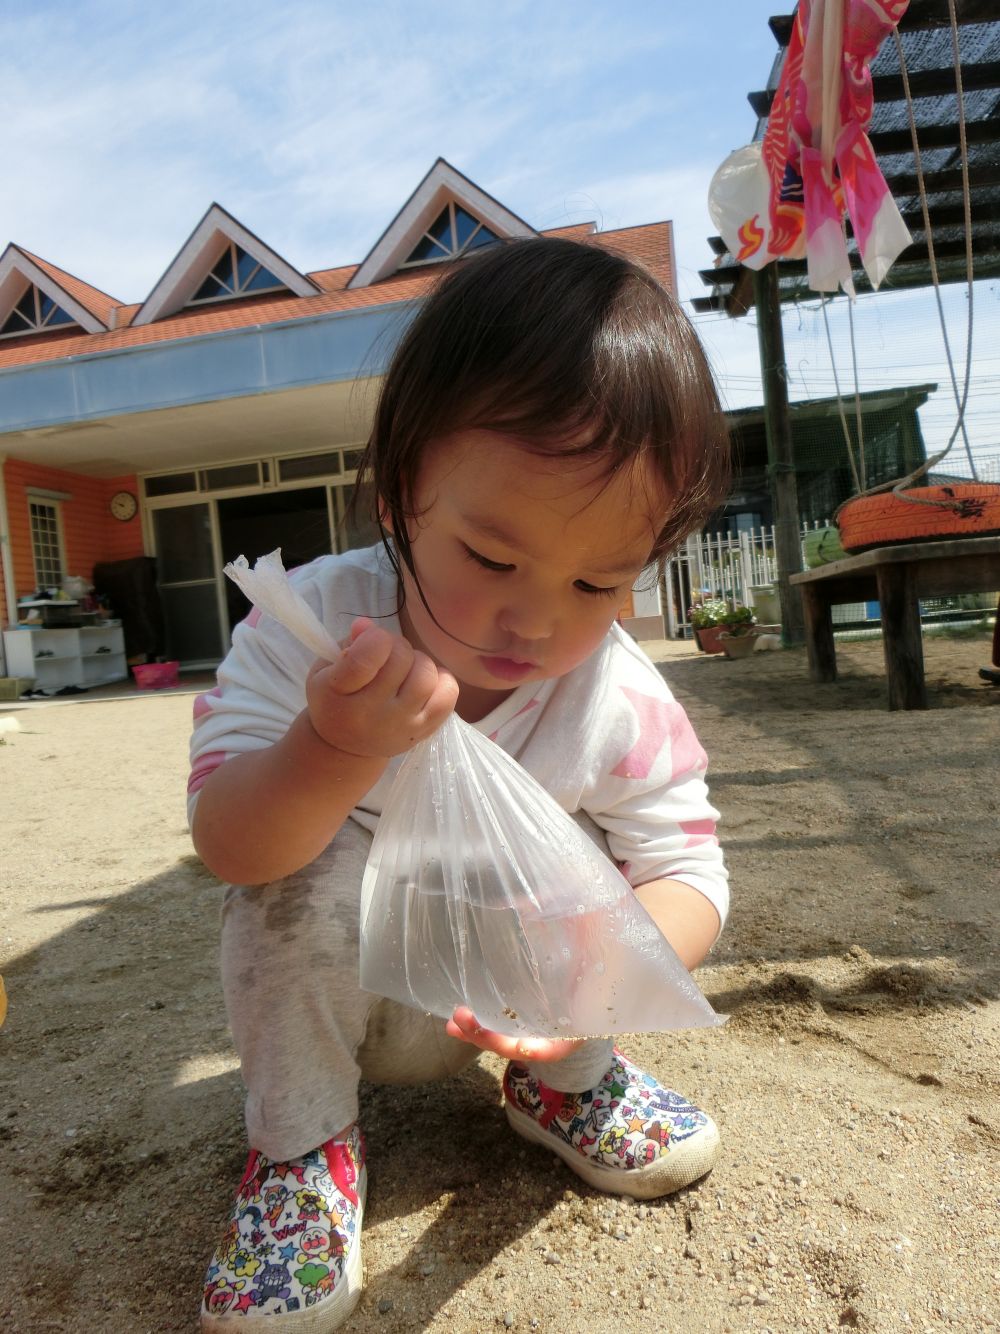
[401,203,500,268]
[0,285,78,338]
[187,241,286,306]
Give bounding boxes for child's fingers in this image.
[327,624,398,694]
[448,1005,482,1036]
[332,617,374,655]
[446,1007,584,1063]
[394,650,440,711]
[429,668,460,720]
[396,654,459,722]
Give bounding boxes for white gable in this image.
[133,204,320,327]
[0,245,107,335]
[348,159,537,290]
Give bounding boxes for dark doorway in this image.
[217,488,331,632]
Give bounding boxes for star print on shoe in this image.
[503,1049,720,1199]
[201,1124,366,1330]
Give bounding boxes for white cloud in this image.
[1,0,765,298]
[18,0,993,478]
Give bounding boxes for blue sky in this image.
[2,0,995,476]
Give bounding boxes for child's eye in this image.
[575,580,621,599]
[462,543,514,573]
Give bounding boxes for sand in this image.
[1,632,998,1333]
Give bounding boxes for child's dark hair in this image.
[355,236,730,577]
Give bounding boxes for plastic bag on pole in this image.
[224,550,724,1039]
[707,142,806,270]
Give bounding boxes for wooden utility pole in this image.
[753,264,805,647]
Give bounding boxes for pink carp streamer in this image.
[710,0,912,295]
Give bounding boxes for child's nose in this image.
[498,600,554,643]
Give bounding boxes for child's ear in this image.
[377,498,393,534]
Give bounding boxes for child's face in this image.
[394,431,662,709]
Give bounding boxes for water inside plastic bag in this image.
[362,861,707,1037]
[360,714,723,1038]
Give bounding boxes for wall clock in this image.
[109,490,138,522]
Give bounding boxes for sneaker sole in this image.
[504,1102,720,1200]
[200,1166,367,1330]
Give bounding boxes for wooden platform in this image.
[789,535,1000,710]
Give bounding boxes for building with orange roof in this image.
[0,161,679,679]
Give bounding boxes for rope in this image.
[834,5,983,522]
[881,0,978,506]
[822,297,863,494]
[847,296,866,490]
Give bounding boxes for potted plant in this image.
[688,597,729,654]
[748,582,781,627]
[718,603,758,658]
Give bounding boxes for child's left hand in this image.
[446,1005,584,1063]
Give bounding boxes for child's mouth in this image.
[479,656,537,682]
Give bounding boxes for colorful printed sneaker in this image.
[503,1049,720,1199]
[200,1124,366,1330]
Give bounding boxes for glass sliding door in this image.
[151,503,226,666]
[216,488,332,631]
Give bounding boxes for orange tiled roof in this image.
[15,246,123,327]
[0,223,674,372]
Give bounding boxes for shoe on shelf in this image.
[201,1124,366,1329]
[503,1049,720,1200]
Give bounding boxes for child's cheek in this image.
[419,580,485,641]
[439,588,486,635]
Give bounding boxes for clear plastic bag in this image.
[225,550,724,1039]
[360,712,722,1037]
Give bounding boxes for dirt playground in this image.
[1,632,997,1332]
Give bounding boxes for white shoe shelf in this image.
[3,624,127,691]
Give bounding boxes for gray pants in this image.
[221,817,615,1159]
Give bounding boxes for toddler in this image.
[190,236,732,1329]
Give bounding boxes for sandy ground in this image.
[1,632,998,1334]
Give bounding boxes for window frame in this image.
[0,284,78,340]
[185,241,286,307]
[399,201,500,269]
[28,496,67,591]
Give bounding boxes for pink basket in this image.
[132,661,180,690]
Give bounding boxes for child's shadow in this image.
[0,857,567,1332]
[358,1063,569,1327]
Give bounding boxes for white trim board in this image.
[348,159,537,290]
[0,245,108,335]
[133,203,321,327]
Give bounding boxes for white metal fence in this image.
[675,524,790,607]
[656,519,996,638]
[661,522,832,636]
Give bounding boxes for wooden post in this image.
[876,562,927,710]
[753,265,805,647]
[800,584,837,682]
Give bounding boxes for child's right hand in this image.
[305,617,459,760]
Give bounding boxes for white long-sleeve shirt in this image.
[188,545,729,930]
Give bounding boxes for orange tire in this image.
[837,483,1000,554]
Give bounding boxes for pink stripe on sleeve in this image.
[611,689,708,781]
[680,817,715,837]
[679,817,718,849]
[188,751,227,795]
[664,707,708,780]
[192,687,222,721]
